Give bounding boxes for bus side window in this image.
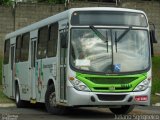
[3,39,10,64]
[20,33,30,62]
[37,26,48,59]
[15,35,21,63]
[47,22,58,57]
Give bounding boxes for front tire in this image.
[15,85,24,108]
[109,105,134,115]
[45,84,66,114]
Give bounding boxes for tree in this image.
[37,0,65,4]
[0,0,12,5]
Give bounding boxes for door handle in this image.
[60,65,66,68]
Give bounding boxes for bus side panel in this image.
[35,57,56,103]
[16,62,30,101]
[3,64,11,98]
[3,38,16,99]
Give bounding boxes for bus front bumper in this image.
[67,86,151,107]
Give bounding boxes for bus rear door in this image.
[10,44,15,98]
[29,32,37,102]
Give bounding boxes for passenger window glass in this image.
[15,35,21,62]
[21,33,30,62]
[47,23,58,57]
[37,26,48,59]
[4,39,10,64]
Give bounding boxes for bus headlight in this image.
[69,77,91,92]
[133,79,150,92]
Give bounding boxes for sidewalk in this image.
[0,103,16,107]
[154,103,160,106]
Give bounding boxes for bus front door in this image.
[59,30,68,102]
[29,38,37,102]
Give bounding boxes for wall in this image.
[0,1,160,54]
[0,6,14,54]
[121,0,160,54]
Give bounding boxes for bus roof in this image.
[69,7,145,14]
[5,7,146,40]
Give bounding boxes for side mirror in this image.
[60,32,68,48]
[149,23,157,43]
[149,23,157,57]
[150,30,157,43]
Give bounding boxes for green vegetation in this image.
[0,0,12,5]
[152,56,160,94]
[0,86,14,103]
[151,95,160,104]
[0,56,2,85]
[37,0,65,4]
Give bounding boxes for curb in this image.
[153,103,160,107]
[154,93,160,106]
[0,103,16,107]
[155,93,160,96]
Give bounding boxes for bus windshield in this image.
[70,28,150,73]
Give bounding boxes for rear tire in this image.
[109,105,134,115]
[45,84,66,114]
[15,85,24,108]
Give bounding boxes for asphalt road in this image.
[0,105,160,120]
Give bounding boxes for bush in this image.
[0,57,2,85]
[152,56,160,94]
[37,0,65,4]
[0,0,12,5]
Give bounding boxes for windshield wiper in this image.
[89,25,106,41]
[115,26,132,53]
[89,25,108,52]
[116,26,132,42]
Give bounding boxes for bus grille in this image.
[86,77,137,84]
[97,94,126,101]
[93,86,131,91]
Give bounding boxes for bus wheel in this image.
[45,84,65,114]
[109,105,134,115]
[15,85,24,108]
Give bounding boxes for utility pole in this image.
[12,0,17,31]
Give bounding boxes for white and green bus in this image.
[2,7,156,114]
